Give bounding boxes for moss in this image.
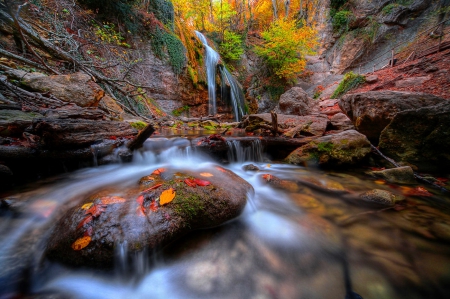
[317,142,334,153]
[172,188,205,221]
[331,71,365,99]
[130,121,147,130]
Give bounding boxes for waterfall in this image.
[195,31,245,121]
[227,139,264,162]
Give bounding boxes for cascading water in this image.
[195,31,245,121]
[227,139,264,163]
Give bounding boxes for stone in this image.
[10,70,105,107]
[425,66,439,73]
[275,87,317,116]
[339,91,445,142]
[371,166,416,185]
[45,165,253,267]
[379,100,450,173]
[0,110,44,137]
[98,95,124,120]
[246,114,329,137]
[365,75,378,84]
[243,164,259,171]
[359,189,405,206]
[285,130,371,167]
[395,76,431,88]
[330,113,354,131]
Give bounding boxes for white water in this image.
[1,137,450,299]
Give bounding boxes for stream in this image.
[1,137,450,299]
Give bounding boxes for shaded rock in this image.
[246,114,328,137]
[285,130,371,167]
[0,110,43,137]
[10,70,105,107]
[31,118,137,148]
[339,91,445,142]
[275,87,317,116]
[430,222,450,241]
[243,164,259,171]
[0,164,13,176]
[45,165,253,267]
[395,76,431,88]
[371,166,416,185]
[425,66,439,73]
[359,189,404,206]
[379,100,450,172]
[365,75,378,84]
[41,105,106,120]
[330,113,354,131]
[98,95,125,120]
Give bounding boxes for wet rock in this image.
[0,110,43,137]
[243,164,259,171]
[365,75,378,84]
[45,165,253,267]
[275,87,317,116]
[359,189,404,206]
[339,91,445,142]
[330,113,354,131]
[371,166,416,185]
[285,130,371,167]
[379,100,450,172]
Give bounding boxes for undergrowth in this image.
[331,71,365,98]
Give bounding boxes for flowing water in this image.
[195,31,245,121]
[1,137,450,299]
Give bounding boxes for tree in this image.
[254,18,317,81]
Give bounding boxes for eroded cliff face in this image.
[319,0,449,74]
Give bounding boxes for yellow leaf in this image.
[160,188,176,205]
[200,172,214,177]
[81,203,93,210]
[71,236,91,251]
[266,164,271,168]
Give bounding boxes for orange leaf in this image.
[142,183,163,193]
[374,180,386,185]
[100,196,126,205]
[403,186,433,197]
[136,194,145,206]
[152,168,166,175]
[215,166,227,173]
[76,215,93,230]
[160,188,176,205]
[72,236,91,251]
[193,179,211,186]
[200,172,214,177]
[262,174,273,182]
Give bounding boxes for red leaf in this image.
[262,174,273,182]
[77,215,93,230]
[184,178,197,187]
[85,204,107,217]
[109,136,117,140]
[136,195,144,206]
[193,178,211,186]
[142,183,163,193]
[152,168,166,175]
[149,201,158,212]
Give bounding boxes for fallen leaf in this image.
[100,196,126,205]
[77,215,93,230]
[200,172,214,177]
[262,174,273,182]
[370,167,385,171]
[142,183,163,193]
[85,204,107,217]
[136,195,145,206]
[374,180,386,185]
[184,178,197,187]
[81,203,93,210]
[403,186,433,197]
[266,164,271,168]
[193,178,211,186]
[149,201,158,212]
[72,236,91,251]
[152,168,166,175]
[160,188,176,205]
[215,166,227,173]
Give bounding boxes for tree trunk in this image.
[271,0,278,20]
[285,0,291,18]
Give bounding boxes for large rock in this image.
[31,118,137,148]
[339,91,446,142]
[0,110,43,137]
[9,70,105,107]
[285,130,371,166]
[45,165,252,267]
[246,113,329,137]
[379,101,450,172]
[275,87,318,115]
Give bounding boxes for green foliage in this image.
[150,26,187,75]
[172,105,189,116]
[267,85,285,100]
[330,0,349,18]
[219,30,244,62]
[92,22,130,47]
[332,10,353,34]
[317,142,334,153]
[130,121,147,130]
[331,71,365,99]
[148,0,174,29]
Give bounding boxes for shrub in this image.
[332,10,353,34]
[331,71,365,98]
[219,30,244,62]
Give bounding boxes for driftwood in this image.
[283,121,313,138]
[127,124,155,151]
[270,111,278,136]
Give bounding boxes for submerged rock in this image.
[45,165,253,267]
[359,189,405,206]
[370,166,416,185]
[285,130,371,167]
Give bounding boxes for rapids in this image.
[1,137,450,299]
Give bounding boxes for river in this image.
[1,137,450,299]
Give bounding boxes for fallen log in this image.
[127,123,155,151]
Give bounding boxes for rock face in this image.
[13,71,105,107]
[379,101,450,172]
[45,165,253,267]
[339,91,445,142]
[285,130,371,166]
[275,87,318,115]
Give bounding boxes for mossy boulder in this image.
[285,130,371,167]
[45,165,252,267]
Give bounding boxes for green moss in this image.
[130,121,147,130]
[172,105,189,117]
[331,71,365,99]
[317,142,334,153]
[173,189,205,221]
